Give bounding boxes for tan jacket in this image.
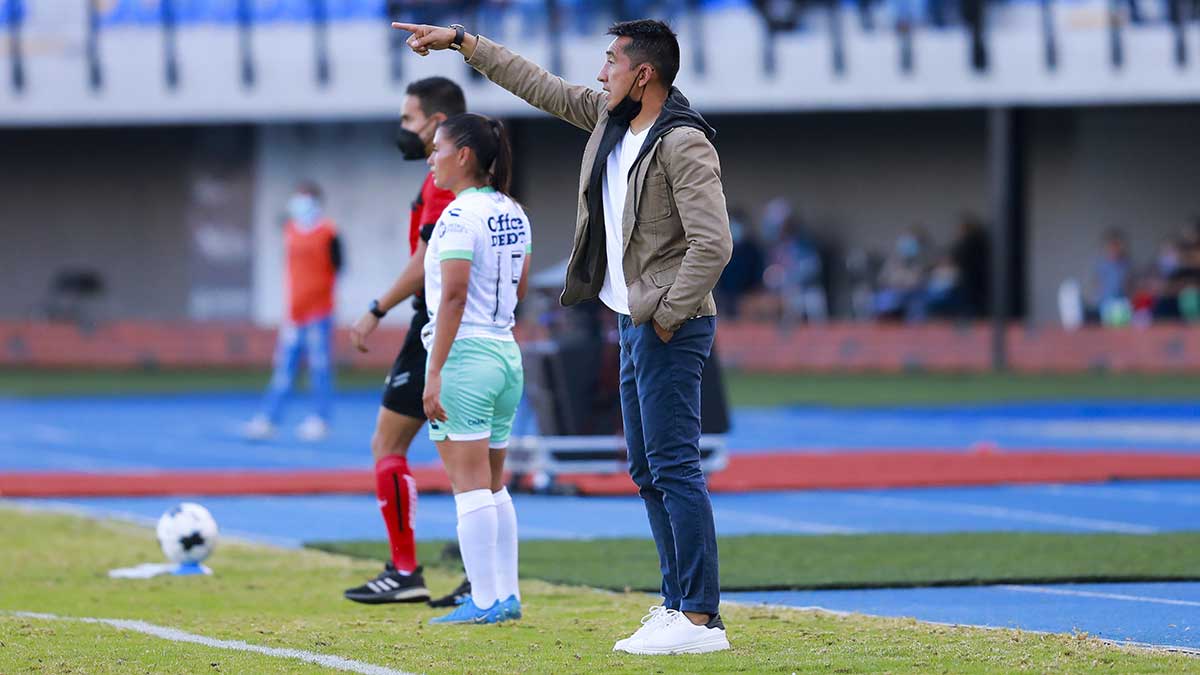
[466,37,733,332]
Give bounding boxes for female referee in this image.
[421,113,531,624]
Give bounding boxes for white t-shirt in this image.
[422,188,532,350]
[599,125,650,315]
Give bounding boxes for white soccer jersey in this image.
[422,188,532,350]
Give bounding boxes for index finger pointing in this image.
[391,22,420,33]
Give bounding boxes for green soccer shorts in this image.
[427,337,524,448]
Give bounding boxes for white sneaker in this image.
[296,416,329,442]
[242,415,275,441]
[619,611,730,655]
[613,606,672,652]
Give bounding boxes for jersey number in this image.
[493,251,524,321]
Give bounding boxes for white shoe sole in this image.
[617,634,730,655]
[390,587,430,601]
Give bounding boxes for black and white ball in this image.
[156,502,219,564]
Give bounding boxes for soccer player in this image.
[393,20,733,652]
[421,113,530,625]
[342,77,470,605]
[245,181,342,442]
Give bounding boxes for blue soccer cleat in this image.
[428,599,505,625]
[500,595,522,620]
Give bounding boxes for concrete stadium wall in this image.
[250,122,428,327]
[0,127,217,321]
[513,105,1200,323]
[1028,106,1200,323]
[2,106,1198,326]
[3,319,1198,373]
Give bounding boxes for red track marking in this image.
[562,451,1200,495]
[0,467,449,498]
[4,451,1200,498]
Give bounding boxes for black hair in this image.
[607,19,680,87]
[295,179,323,203]
[405,76,467,118]
[440,113,513,197]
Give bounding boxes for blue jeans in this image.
[261,314,334,424]
[618,314,720,615]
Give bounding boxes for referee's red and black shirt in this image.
[409,172,455,255]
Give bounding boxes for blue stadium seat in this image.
[0,0,26,27]
[94,0,386,26]
[97,0,160,26]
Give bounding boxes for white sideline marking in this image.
[1030,484,1200,507]
[6,611,416,675]
[999,585,1200,608]
[712,508,862,534]
[839,494,1158,534]
[1014,419,1200,444]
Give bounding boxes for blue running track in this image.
[3,395,1200,472]
[727,582,1200,651]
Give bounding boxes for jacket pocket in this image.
[650,266,677,288]
[637,175,672,223]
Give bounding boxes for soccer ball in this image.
[156,502,219,564]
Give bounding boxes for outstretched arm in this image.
[392,23,607,132]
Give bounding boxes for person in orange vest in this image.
[245,181,343,442]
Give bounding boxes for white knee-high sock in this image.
[493,487,520,601]
[455,489,498,609]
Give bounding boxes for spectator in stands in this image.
[1145,237,1183,320]
[950,215,989,317]
[1159,222,1200,322]
[714,206,765,318]
[1088,228,1132,325]
[762,199,827,323]
[874,226,931,321]
[244,181,343,441]
[845,247,881,320]
[1177,220,1200,284]
[923,253,962,319]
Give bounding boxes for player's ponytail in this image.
[487,118,513,197]
[440,113,513,198]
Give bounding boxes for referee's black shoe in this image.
[343,563,431,604]
[427,577,472,608]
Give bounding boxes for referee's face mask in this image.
[395,116,439,161]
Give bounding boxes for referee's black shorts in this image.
[381,309,429,420]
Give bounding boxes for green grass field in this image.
[3,368,1198,671]
[313,532,1200,591]
[3,507,1197,674]
[2,367,1198,406]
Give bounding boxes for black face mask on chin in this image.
[608,68,648,125]
[394,118,434,160]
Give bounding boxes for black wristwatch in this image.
[448,24,466,51]
[369,299,387,319]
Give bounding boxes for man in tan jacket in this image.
[393,19,732,654]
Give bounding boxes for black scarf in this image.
[572,88,716,297]
[576,99,640,288]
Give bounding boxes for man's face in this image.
[598,37,646,111]
[400,95,437,147]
